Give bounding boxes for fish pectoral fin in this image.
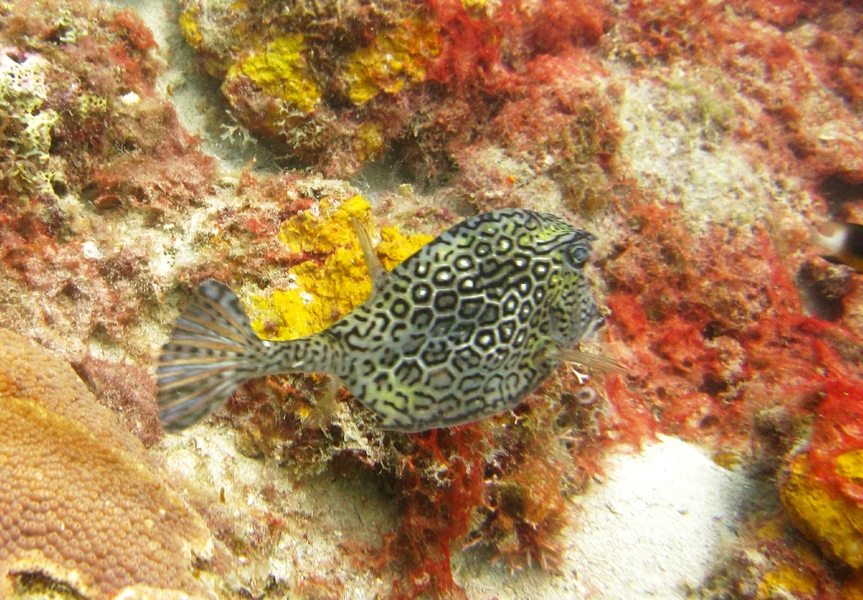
[351,216,387,293]
[553,346,626,374]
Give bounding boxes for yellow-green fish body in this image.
[157,209,613,433]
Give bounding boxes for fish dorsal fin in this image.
[351,216,387,294]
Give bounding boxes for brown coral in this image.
[0,328,213,599]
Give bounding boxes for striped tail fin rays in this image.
[157,279,271,432]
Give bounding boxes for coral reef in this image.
[249,194,434,340]
[779,378,863,573]
[782,452,863,570]
[175,0,613,179]
[700,510,842,600]
[0,328,214,598]
[340,18,441,106]
[0,0,216,371]
[3,0,863,596]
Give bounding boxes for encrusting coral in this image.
[249,195,434,340]
[5,0,863,595]
[177,0,611,179]
[0,328,214,599]
[778,378,863,574]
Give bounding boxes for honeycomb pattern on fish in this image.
[157,209,607,433]
[322,209,602,430]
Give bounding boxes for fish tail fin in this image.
[157,279,271,432]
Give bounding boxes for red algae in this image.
[4,0,863,596]
[377,374,614,598]
[599,183,863,590]
[0,0,625,595]
[387,427,488,599]
[174,0,616,180]
[603,199,863,449]
[426,0,609,92]
[809,379,863,500]
[619,0,863,213]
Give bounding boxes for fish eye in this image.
[566,245,589,267]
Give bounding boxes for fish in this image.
[810,221,863,271]
[157,208,622,433]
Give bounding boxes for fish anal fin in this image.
[351,216,387,293]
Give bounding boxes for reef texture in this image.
[177,0,615,184]
[3,0,863,597]
[0,328,214,598]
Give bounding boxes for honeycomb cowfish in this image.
[157,209,621,433]
[810,221,863,271]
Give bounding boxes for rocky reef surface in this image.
[2,0,863,598]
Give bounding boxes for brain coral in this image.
[0,329,213,599]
